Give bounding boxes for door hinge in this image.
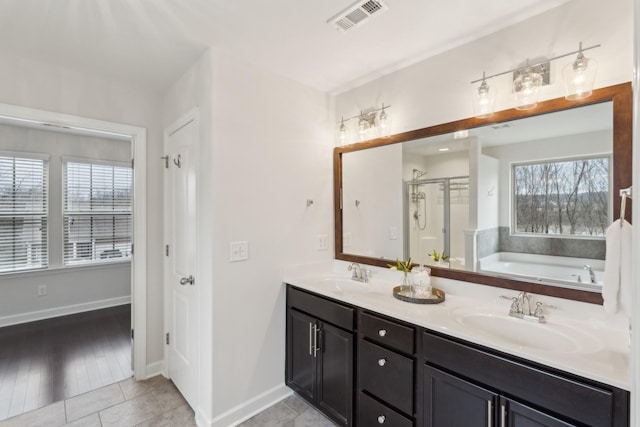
[161,155,169,169]
[131,329,134,339]
[166,332,170,345]
[131,243,134,255]
[165,245,169,256]
[131,158,135,169]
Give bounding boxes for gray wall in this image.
[0,123,131,326]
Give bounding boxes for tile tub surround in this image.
[0,376,194,427]
[283,260,631,391]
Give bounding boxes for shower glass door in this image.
[404,176,469,267]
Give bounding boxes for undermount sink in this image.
[453,310,600,353]
[314,275,373,293]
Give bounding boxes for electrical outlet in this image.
[316,234,328,251]
[230,241,249,262]
[38,284,47,296]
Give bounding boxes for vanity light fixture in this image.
[471,42,600,115]
[338,116,347,143]
[563,42,598,100]
[335,104,392,143]
[513,63,543,110]
[472,73,496,118]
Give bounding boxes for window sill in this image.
[0,260,131,280]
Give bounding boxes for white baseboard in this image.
[0,296,131,327]
[144,361,165,380]
[198,384,292,427]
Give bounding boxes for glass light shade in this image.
[378,108,391,137]
[338,118,347,144]
[563,53,597,100]
[473,79,495,118]
[513,68,542,110]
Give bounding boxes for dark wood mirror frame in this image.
[334,82,632,304]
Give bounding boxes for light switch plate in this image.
[316,234,328,251]
[230,241,249,262]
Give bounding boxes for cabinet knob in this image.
[377,358,387,367]
[377,415,386,424]
[378,329,387,337]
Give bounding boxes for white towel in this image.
[603,219,633,317]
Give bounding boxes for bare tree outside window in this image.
[513,157,609,237]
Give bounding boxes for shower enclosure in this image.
[404,175,469,268]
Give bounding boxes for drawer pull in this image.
[377,358,387,367]
[377,415,386,424]
[378,329,387,337]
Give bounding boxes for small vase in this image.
[401,274,413,296]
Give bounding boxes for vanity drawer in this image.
[359,339,414,416]
[359,392,413,427]
[422,331,618,427]
[287,286,354,331]
[360,311,415,354]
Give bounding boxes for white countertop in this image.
[283,260,631,391]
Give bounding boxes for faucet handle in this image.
[534,302,545,319]
[500,295,521,314]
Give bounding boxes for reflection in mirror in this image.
[337,83,632,303]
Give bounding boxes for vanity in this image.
[284,264,630,426]
[286,83,633,426]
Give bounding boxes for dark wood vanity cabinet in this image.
[286,286,355,426]
[423,365,575,427]
[358,311,416,426]
[421,331,629,427]
[285,285,629,427]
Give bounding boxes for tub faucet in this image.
[584,265,597,284]
[348,262,369,283]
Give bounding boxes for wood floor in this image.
[0,305,132,422]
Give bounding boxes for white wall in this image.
[0,124,131,325]
[163,48,334,426]
[0,53,165,367]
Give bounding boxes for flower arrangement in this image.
[428,250,449,263]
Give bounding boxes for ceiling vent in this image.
[327,0,388,32]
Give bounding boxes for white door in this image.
[164,114,198,406]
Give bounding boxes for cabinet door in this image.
[423,366,495,427]
[286,309,316,401]
[318,321,353,426]
[501,397,577,427]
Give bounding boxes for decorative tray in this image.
[392,286,445,305]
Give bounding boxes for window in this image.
[513,156,610,237]
[64,161,132,265]
[0,154,48,272]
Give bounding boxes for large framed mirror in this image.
[334,83,632,304]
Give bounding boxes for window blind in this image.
[64,161,132,265]
[0,155,48,272]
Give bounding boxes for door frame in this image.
[162,108,200,387]
[0,102,149,379]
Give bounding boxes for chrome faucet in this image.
[348,262,370,282]
[583,265,597,284]
[501,291,546,323]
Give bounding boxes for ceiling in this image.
[0,0,569,94]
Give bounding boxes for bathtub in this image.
[478,252,604,290]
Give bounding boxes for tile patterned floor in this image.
[0,376,194,427]
[238,394,338,427]
[0,373,336,427]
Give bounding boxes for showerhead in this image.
[413,169,428,179]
